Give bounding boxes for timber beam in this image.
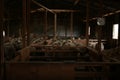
[83,10,120,22]
[31,8,80,13]
[32,0,55,14]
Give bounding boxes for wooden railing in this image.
[6,45,120,80]
[11,46,100,62]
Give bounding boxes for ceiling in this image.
[4,0,120,20]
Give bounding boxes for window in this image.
[88,26,90,35]
[112,24,119,39]
[3,30,5,37]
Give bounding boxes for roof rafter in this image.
[31,8,80,13]
[32,0,55,14]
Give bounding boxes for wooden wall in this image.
[5,62,112,80]
[0,0,4,80]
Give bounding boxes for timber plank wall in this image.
[4,62,120,80]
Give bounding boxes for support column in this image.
[64,14,67,37]
[70,12,73,38]
[7,10,10,37]
[0,0,4,79]
[97,25,102,53]
[119,14,120,46]
[22,0,30,47]
[7,20,10,37]
[97,0,104,56]
[22,0,27,47]
[44,10,48,36]
[85,0,89,46]
[54,13,57,39]
[26,0,30,46]
[96,0,104,62]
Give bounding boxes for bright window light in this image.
[112,24,119,39]
[88,26,90,35]
[3,30,5,37]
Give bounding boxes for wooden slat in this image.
[52,9,80,13]
[29,56,85,59]
[5,61,120,65]
[33,50,81,53]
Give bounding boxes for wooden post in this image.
[54,13,57,39]
[22,0,27,48]
[65,25,67,38]
[95,0,105,63]
[118,13,120,46]
[44,10,48,36]
[0,0,4,79]
[7,20,10,37]
[7,10,10,37]
[26,0,30,46]
[97,0,104,57]
[86,0,89,46]
[19,28,22,38]
[22,0,30,47]
[115,14,119,47]
[70,12,73,38]
[64,14,67,38]
[102,64,110,80]
[97,25,102,55]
